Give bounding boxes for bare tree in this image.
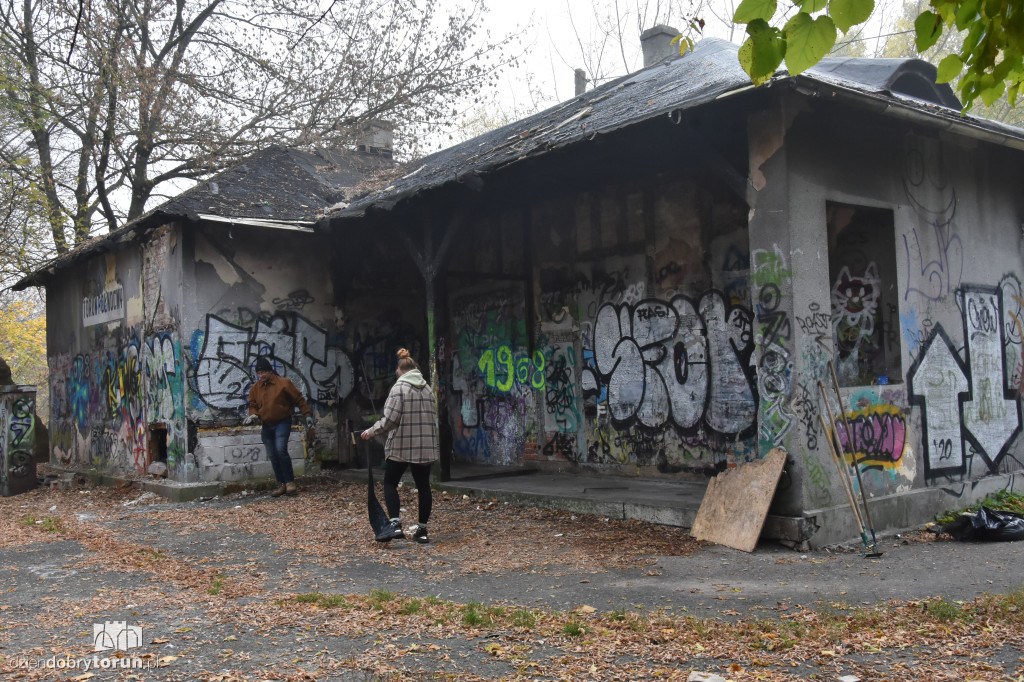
[554,0,705,91]
[0,0,515,256]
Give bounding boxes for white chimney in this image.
[574,68,587,96]
[358,120,394,158]
[640,25,680,68]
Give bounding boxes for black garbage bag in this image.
[938,506,1024,542]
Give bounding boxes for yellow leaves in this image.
[0,298,46,384]
[157,655,177,666]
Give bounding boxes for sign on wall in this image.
[82,286,124,327]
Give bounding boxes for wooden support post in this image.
[396,211,468,482]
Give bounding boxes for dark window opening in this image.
[148,423,168,466]
[827,202,902,387]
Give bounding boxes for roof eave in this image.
[790,76,1024,151]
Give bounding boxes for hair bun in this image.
[397,348,410,359]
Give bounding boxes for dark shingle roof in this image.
[324,37,1024,221]
[14,146,392,289]
[166,146,392,222]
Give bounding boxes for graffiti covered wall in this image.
[46,226,191,478]
[443,175,756,473]
[1,387,37,495]
[781,106,1024,544]
[449,285,539,466]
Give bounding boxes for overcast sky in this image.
[470,0,896,126]
[482,0,737,111]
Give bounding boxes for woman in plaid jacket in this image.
[361,348,439,543]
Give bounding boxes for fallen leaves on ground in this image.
[0,478,1021,681]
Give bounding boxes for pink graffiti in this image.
[835,407,907,468]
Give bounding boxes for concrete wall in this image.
[46,226,189,478]
[178,221,427,481]
[45,216,429,484]
[1,386,37,495]
[192,426,306,482]
[434,93,1024,545]
[779,97,1024,544]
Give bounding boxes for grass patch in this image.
[462,601,487,626]
[369,589,395,610]
[319,594,350,609]
[976,586,1024,625]
[460,601,503,627]
[400,598,423,615]
[40,517,63,532]
[510,609,537,628]
[295,592,321,603]
[925,598,969,623]
[19,514,63,532]
[207,575,225,595]
[561,621,587,638]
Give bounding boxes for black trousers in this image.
[382,459,433,524]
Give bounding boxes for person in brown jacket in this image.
[244,356,313,497]
[361,348,438,543]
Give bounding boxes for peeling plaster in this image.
[195,232,242,285]
[126,295,143,325]
[747,98,806,191]
[103,253,117,288]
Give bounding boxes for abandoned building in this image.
[16,34,1024,546]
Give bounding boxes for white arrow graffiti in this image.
[961,288,1022,468]
[908,286,1022,476]
[907,326,968,475]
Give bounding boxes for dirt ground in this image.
[1,476,1022,681]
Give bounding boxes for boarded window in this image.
[827,202,901,386]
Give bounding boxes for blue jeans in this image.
[261,420,294,484]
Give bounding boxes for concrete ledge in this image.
[623,502,695,527]
[437,483,629,519]
[762,514,820,550]
[138,479,224,502]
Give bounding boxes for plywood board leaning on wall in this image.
[690,448,788,552]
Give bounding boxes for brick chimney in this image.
[640,25,680,67]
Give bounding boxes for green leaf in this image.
[953,0,979,31]
[738,21,786,85]
[829,0,874,34]
[961,21,985,57]
[980,80,1005,106]
[931,0,958,24]
[784,13,837,75]
[914,11,943,52]
[733,0,778,24]
[797,0,828,13]
[936,54,963,83]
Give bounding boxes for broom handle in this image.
[815,409,864,524]
[828,363,877,534]
[818,383,865,530]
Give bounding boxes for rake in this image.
[818,380,882,558]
